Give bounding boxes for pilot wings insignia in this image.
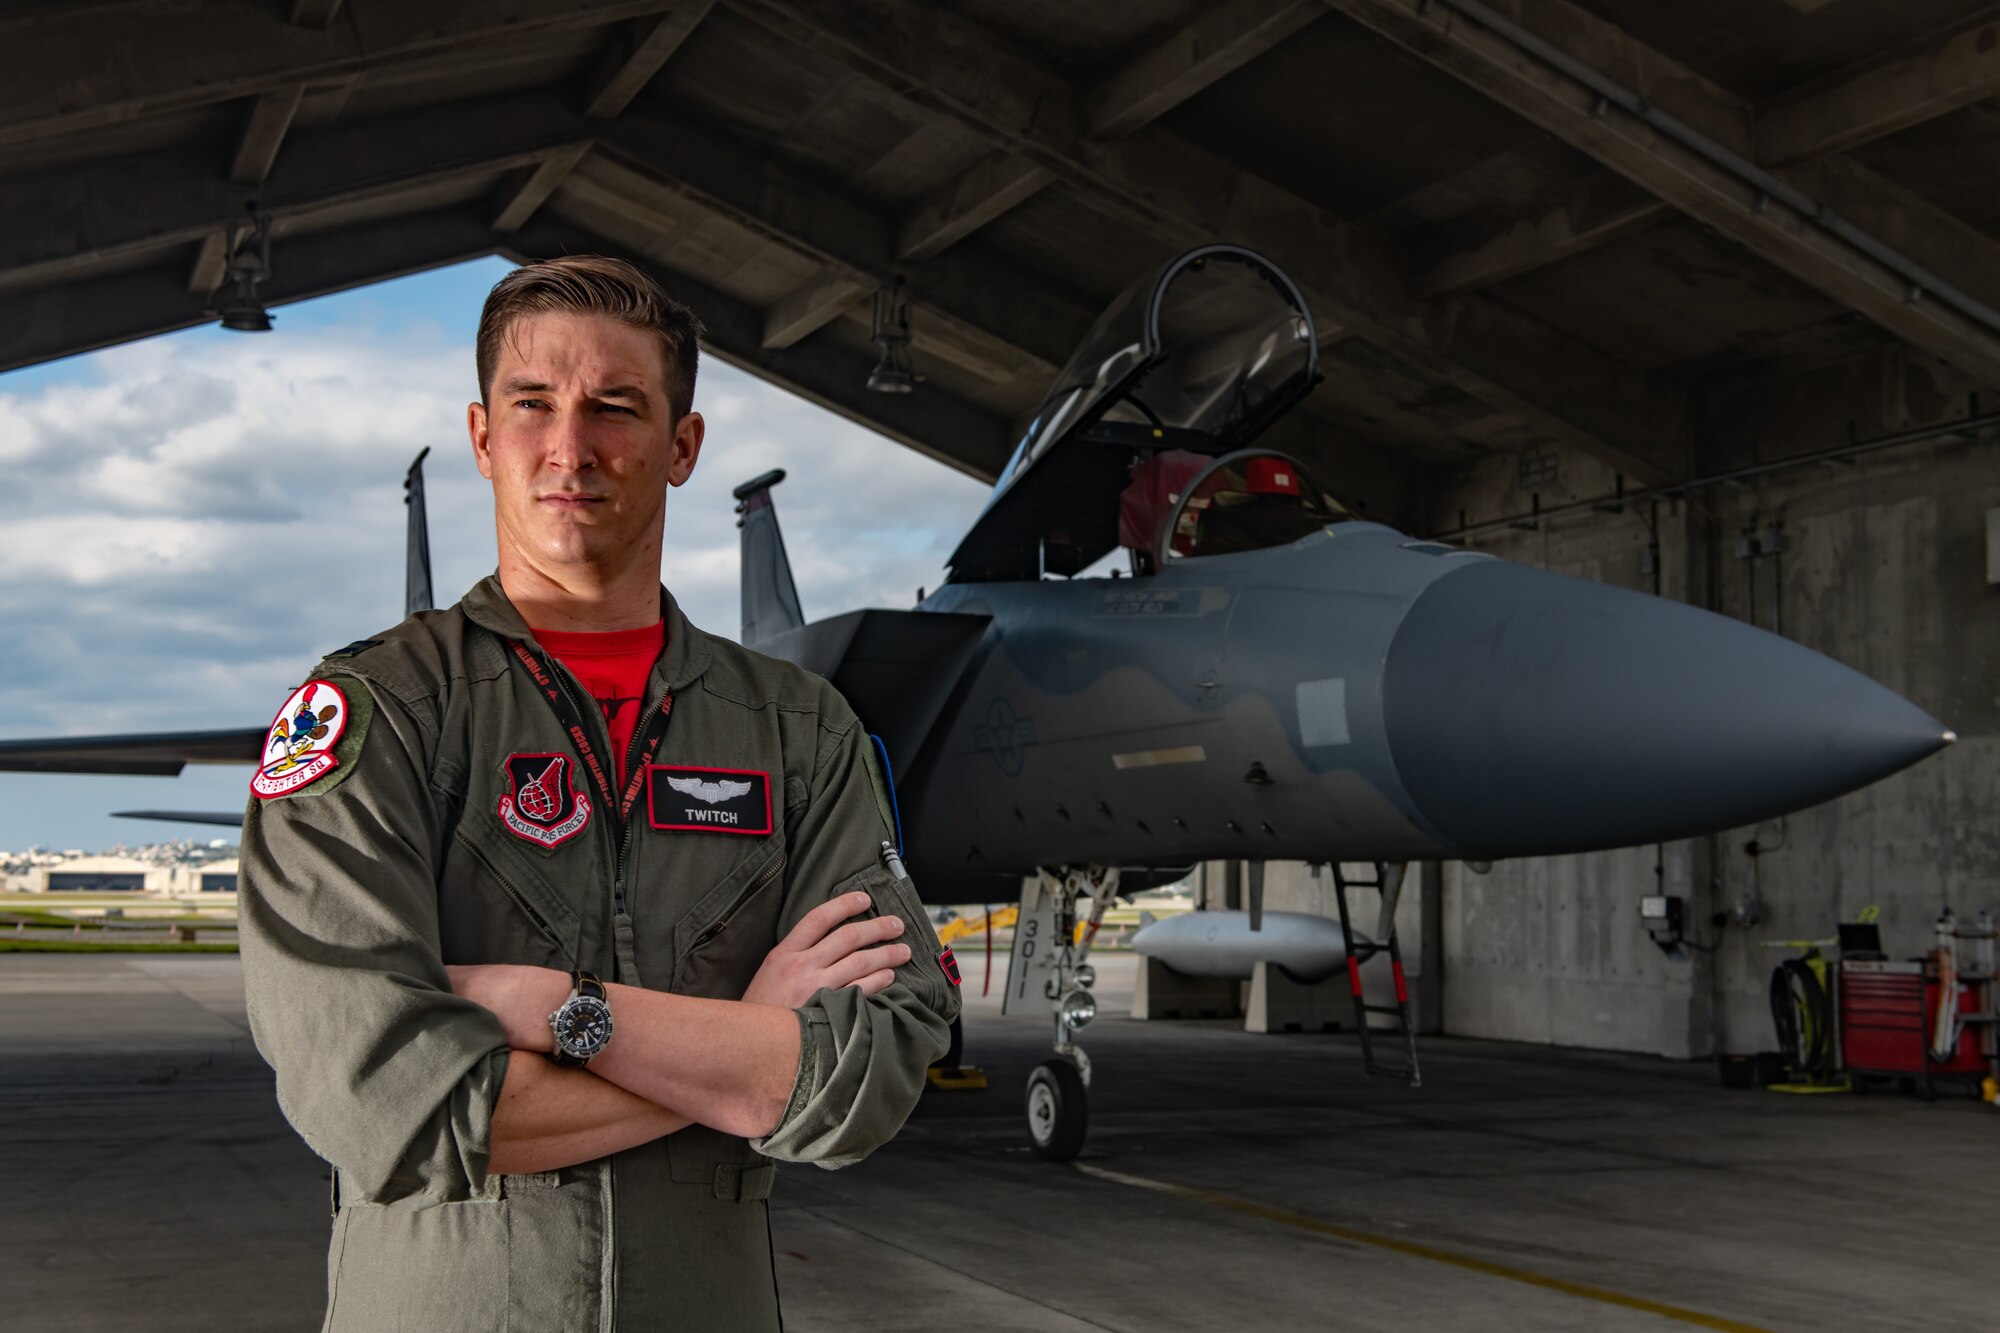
[647,764,772,835]
[666,775,754,804]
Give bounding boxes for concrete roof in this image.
[8,1,2000,528]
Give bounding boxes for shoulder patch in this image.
[250,678,372,799]
[324,638,381,659]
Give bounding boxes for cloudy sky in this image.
[0,257,990,851]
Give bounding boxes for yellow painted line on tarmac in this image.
[1110,745,1207,769]
[1073,1163,1777,1333]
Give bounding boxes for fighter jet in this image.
[733,244,1952,1155]
[0,245,1953,1161]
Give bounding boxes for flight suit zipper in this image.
[546,662,633,914]
[691,853,788,951]
[452,827,566,953]
[547,656,675,921]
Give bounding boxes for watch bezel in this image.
[550,992,614,1061]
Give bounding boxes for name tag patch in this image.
[647,765,773,836]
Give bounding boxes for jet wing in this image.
[0,727,266,776]
[114,809,246,827]
[755,610,990,774]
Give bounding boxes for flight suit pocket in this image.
[669,836,788,997]
[324,1198,509,1333]
[443,826,585,969]
[503,1170,606,1330]
[841,860,953,1017]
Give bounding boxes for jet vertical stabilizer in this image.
[404,447,434,617]
[733,469,804,647]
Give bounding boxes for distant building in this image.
[170,858,239,895]
[22,855,170,893]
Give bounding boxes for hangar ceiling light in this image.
[216,207,275,333]
[866,278,915,395]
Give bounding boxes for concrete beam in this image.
[492,142,594,233]
[1085,0,1323,138]
[0,207,500,374]
[894,0,1318,262]
[229,87,305,186]
[595,108,1093,369]
[1403,7,2000,298]
[289,0,344,28]
[896,152,1053,263]
[0,0,669,148]
[738,0,1693,484]
[0,92,586,289]
[1329,0,2000,396]
[585,2,716,118]
[509,219,1018,480]
[760,273,870,350]
[187,229,230,297]
[1788,154,2000,316]
[1411,170,1666,299]
[1758,12,2000,165]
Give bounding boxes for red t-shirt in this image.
[532,621,666,787]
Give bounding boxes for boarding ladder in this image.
[1330,861,1422,1086]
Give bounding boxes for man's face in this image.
[469,311,703,576]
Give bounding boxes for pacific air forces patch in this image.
[252,680,350,799]
[499,752,592,848]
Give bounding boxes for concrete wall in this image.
[1418,346,2000,1059]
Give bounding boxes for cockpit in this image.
[948,244,1353,583]
[1121,448,1351,572]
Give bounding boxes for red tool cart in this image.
[1841,914,1997,1100]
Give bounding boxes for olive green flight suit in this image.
[239,576,959,1332]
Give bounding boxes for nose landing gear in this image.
[1026,1057,1088,1160]
[1010,865,1116,1160]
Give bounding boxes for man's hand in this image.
[742,890,910,1010]
[446,963,569,1053]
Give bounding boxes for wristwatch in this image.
[547,971,613,1067]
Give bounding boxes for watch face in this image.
[554,994,613,1059]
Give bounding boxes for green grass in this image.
[0,939,238,954]
[2,909,233,930]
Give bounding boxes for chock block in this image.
[926,1066,988,1092]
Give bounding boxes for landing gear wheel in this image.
[1026,1058,1088,1161]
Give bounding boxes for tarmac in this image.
[3,948,1994,1332]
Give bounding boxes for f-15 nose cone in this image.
[1383,560,1952,859]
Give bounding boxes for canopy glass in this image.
[1001,245,1319,486]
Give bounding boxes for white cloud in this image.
[0,313,991,848]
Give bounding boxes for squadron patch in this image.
[499,753,592,848]
[938,947,962,988]
[646,765,772,835]
[252,680,349,799]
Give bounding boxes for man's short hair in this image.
[476,255,704,418]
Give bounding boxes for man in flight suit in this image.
[239,255,960,1331]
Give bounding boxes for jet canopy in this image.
[948,245,1320,582]
[1122,448,1352,569]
